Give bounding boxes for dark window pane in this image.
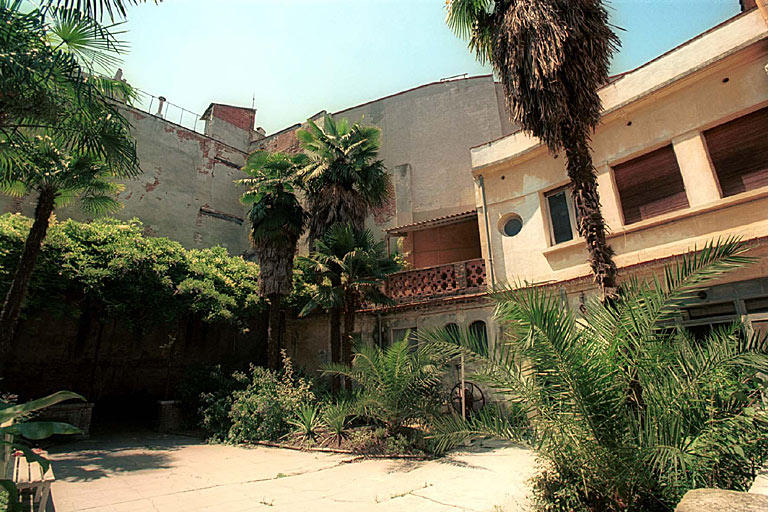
[745,296,768,314]
[687,322,732,342]
[503,217,523,237]
[469,321,488,356]
[547,191,574,244]
[685,301,737,320]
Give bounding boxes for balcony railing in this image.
[385,258,487,305]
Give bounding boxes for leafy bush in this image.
[322,400,357,445]
[226,355,316,442]
[323,336,448,435]
[177,365,246,437]
[0,214,262,330]
[424,239,768,511]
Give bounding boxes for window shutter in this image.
[704,107,768,197]
[612,145,689,225]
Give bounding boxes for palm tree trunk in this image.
[0,188,56,362]
[563,130,618,299]
[342,294,356,367]
[329,307,342,392]
[342,293,356,390]
[267,293,282,371]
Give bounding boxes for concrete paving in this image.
[46,433,537,512]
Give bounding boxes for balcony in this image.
[385,258,487,306]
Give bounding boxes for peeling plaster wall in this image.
[0,106,252,254]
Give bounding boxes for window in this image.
[391,327,418,349]
[704,107,768,197]
[545,186,578,245]
[501,215,523,237]
[682,301,738,341]
[445,322,460,340]
[469,320,488,355]
[612,145,689,225]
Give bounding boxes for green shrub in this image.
[179,365,247,438]
[322,400,356,445]
[424,239,768,510]
[0,214,262,330]
[227,356,316,442]
[322,336,448,435]
[287,404,323,442]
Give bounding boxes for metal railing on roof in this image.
[133,89,204,133]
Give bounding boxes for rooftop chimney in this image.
[156,96,166,117]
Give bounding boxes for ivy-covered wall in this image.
[0,214,267,411]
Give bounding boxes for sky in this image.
[107,0,742,134]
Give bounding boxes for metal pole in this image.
[460,352,466,420]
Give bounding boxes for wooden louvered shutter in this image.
[704,107,768,198]
[612,145,690,225]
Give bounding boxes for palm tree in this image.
[238,150,307,371]
[41,0,155,21]
[0,1,140,354]
[296,115,389,249]
[299,224,401,386]
[322,336,447,436]
[422,238,768,509]
[446,0,621,298]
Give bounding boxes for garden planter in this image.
[36,402,94,437]
[156,400,183,433]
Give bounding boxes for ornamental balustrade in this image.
[385,258,487,305]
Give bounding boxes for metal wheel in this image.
[450,381,485,416]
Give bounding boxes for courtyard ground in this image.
[46,432,537,512]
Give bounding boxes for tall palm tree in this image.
[296,115,389,249]
[238,150,307,371]
[299,224,400,386]
[0,1,140,355]
[447,0,621,298]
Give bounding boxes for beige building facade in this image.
[471,8,768,340]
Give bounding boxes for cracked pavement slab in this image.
[47,433,536,511]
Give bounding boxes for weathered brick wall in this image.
[0,106,252,254]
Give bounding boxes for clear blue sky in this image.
[112,0,741,134]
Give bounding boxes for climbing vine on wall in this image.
[0,214,263,330]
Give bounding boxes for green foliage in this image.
[322,399,357,445]
[298,224,401,316]
[287,403,322,441]
[322,336,448,435]
[1,1,140,199]
[0,214,262,328]
[296,115,389,247]
[226,356,316,443]
[422,238,768,511]
[0,391,83,512]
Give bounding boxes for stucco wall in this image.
[472,30,768,286]
[254,76,517,247]
[0,106,253,254]
[335,76,514,235]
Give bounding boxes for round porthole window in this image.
[500,215,523,237]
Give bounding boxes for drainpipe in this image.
[476,175,496,288]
